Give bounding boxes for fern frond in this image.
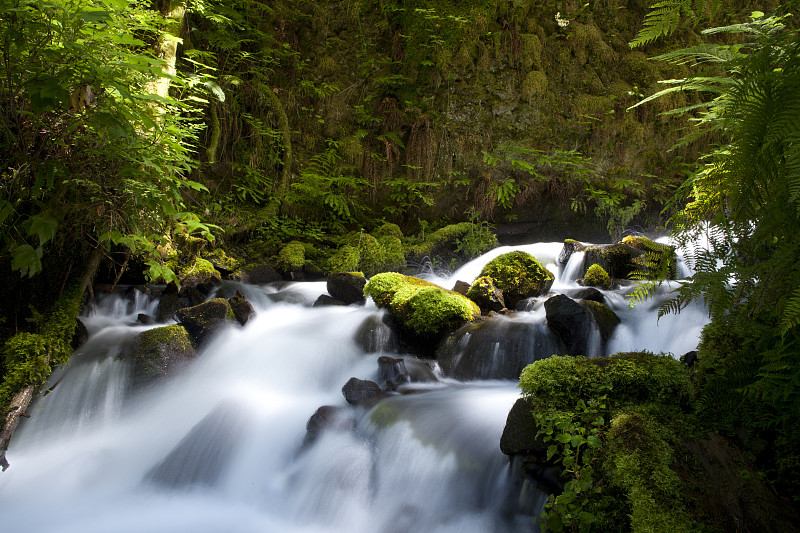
[630,0,686,48]
[780,288,800,335]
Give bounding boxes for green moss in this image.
[376,235,406,272]
[584,263,612,290]
[203,248,243,272]
[476,251,554,307]
[137,325,194,374]
[1,284,84,414]
[406,222,495,260]
[178,257,221,287]
[276,241,307,271]
[364,272,479,342]
[519,352,692,411]
[372,222,404,240]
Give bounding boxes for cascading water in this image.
[0,238,708,532]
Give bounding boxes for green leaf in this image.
[27,215,57,246]
[546,444,558,460]
[11,244,43,278]
[586,435,602,448]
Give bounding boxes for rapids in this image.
[0,239,708,532]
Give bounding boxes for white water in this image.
[0,238,708,532]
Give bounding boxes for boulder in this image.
[558,238,585,264]
[472,251,554,308]
[327,272,367,304]
[353,313,399,353]
[363,273,480,356]
[544,294,596,356]
[137,313,156,325]
[342,377,387,407]
[228,291,255,325]
[377,356,410,390]
[571,287,605,303]
[466,276,506,313]
[583,243,644,279]
[313,295,348,307]
[71,318,89,349]
[304,405,356,447]
[402,358,439,383]
[232,263,282,284]
[578,299,621,341]
[175,298,236,345]
[130,325,196,390]
[451,280,471,296]
[500,398,546,456]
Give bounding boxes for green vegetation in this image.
[473,251,554,307]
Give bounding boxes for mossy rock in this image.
[578,299,621,340]
[583,243,644,279]
[372,222,404,240]
[327,271,366,304]
[174,298,236,345]
[203,248,243,276]
[406,222,497,266]
[466,275,505,313]
[621,236,677,280]
[475,251,554,308]
[327,244,360,273]
[519,352,693,410]
[130,325,196,390]
[178,257,221,288]
[583,263,612,290]
[364,272,480,354]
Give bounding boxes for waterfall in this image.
[0,238,707,532]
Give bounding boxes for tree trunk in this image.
[145,0,186,99]
[258,83,292,217]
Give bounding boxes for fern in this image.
[630,0,723,48]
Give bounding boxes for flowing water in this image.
[0,239,708,532]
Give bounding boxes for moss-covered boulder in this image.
[579,299,621,341]
[327,244,360,273]
[621,235,677,279]
[475,251,554,308]
[203,248,243,277]
[363,272,480,355]
[466,275,506,313]
[583,243,644,279]
[276,241,307,276]
[327,272,367,304]
[231,263,282,284]
[174,298,236,345]
[130,325,196,390]
[583,263,612,290]
[178,257,221,288]
[558,238,585,264]
[228,291,255,325]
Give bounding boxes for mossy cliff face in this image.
[363,272,480,354]
[472,250,554,308]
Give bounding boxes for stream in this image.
[0,240,707,532]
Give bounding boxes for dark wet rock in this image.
[304,405,356,447]
[437,318,564,380]
[466,276,506,314]
[578,299,620,341]
[232,263,282,284]
[179,286,207,307]
[196,278,222,296]
[137,313,156,325]
[451,280,471,296]
[313,294,348,307]
[681,350,698,368]
[228,291,255,325]
[175,298,236,345]
[558,239,585,264]
[570,287,605,303]
[403,358,439,383]
[156,292,186,322]
[130,325,196,390]
[71,318,89,349]
[354,314,399,354]
[544,294,596,356]
[378,356,410,390]
[342,377,387,406]
[327,272,367,304]
[145,402,245,487]
[583,243,644,279]
[500,398,546,456]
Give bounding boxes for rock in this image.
[130,325,196,390]
[377,356,410,390]
[544,294,596,356]
[326,272,367,304]
[558,238,585,264]
[466,276,506,313]
[471,251,554,308]
[403,358,439,383]
[578,299,620,341]
[353,313,399,353]
[451,280,471,295]
[71,318,89,349]
[231,263,282,284]
[228,291,255,325]
[179,286,207,307]
[500,398,547,456]
[174,298,236,345]
[681,350,698,367]
[571,287,605,303]
[313,294,348,307]
[583,243,644,279]
[304,405,356,446]
[156,291,189,322]
[363,273,480,356]
[196,277,222,296]
[342,377,387,406]
[178,257,221,288]
[137,313,156,325]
